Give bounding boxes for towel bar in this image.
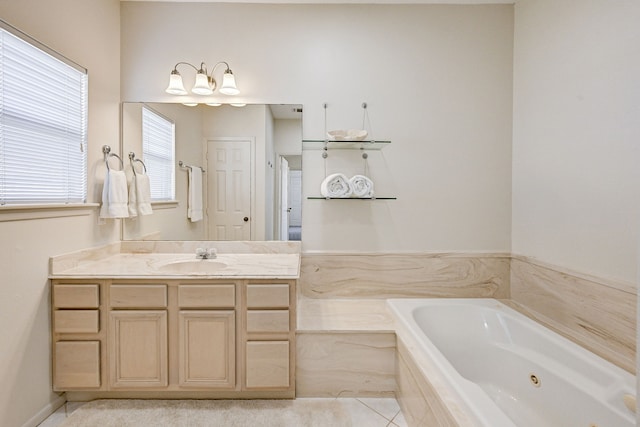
[178,160,205,173]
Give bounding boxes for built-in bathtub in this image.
[387,298,635,427]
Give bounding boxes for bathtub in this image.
[387,298,635,427]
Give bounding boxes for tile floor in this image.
[38,398,407,427]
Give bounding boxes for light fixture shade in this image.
[192,72,213,95]
[166,72,187,95]
[219,70,239,95]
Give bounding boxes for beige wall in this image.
[120,2,515,253]
[0,1,121,426]
[512,0,640,284]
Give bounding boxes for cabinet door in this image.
[54,341,101,389]
[109,310,168,388]
[178,310,236,388]
[245,341,290,389]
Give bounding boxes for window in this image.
[0,21,87,206]
[142,106,175,201]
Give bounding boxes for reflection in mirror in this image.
[121,103,302,241]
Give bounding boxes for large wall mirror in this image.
[121,102,302,241]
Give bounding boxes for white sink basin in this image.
[154,259,228,275]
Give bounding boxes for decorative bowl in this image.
[327,129,368,141]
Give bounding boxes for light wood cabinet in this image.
[54,341,101,388]
[243,282,296,392]
[246,341,290,389]
[179,310,235,388]
[52,278,296,397]
[53,284,99,308]
[54,310,99,334]
[109,310,168,388]
[52,281,104,392]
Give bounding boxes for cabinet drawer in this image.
[110,284,167,308]
[178,284,235,308]
[245,341,290,389]
[54,310,99,334]
[246,310,290,333]
[53,284,99,309]
[246,284,289,308]
[54,341,101,389]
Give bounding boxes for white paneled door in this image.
[206,138,252,240]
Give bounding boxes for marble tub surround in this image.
[510,255,636,374]
[296,297,396,398]
[50,241,301,278]
[297,296,394,332]
[396,339,474,427]
[299,252,510,299]
[296,332,397,398]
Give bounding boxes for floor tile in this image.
[337,398,392,427]
[390,409,409,427]
[357,397,401,421]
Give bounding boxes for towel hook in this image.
[128,152,147,177]
[102,145,124,171]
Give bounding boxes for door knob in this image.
[243,217,249,222]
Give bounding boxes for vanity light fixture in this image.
[166,61,240,96]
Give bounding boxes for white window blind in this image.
[0,22,87,205]
[142,106,175,201]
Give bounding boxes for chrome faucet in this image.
[195,247,217,259]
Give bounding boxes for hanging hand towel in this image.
[320,173,352,198]
[129,173,153,217]
[349,175,374,198]
[187,166,204,222]
[99,170,129,218]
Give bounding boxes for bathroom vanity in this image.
[49,242,299,399]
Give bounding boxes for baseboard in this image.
[21,394,66,427]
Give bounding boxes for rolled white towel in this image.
[349,175,374,198]
[320,173,352,198]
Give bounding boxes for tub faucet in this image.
[196,247,217,259]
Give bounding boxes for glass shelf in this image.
[302,140,391,150]
[307,196,396,200]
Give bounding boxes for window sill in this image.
[0,203,100,222]
[151,200,179,210]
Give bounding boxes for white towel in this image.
[99,170,129,218]
[349,175,374,198]
[187,166,204,222]
[128,173,153,217]
[320,173,352,198]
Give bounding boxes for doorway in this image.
[278,154,302,241]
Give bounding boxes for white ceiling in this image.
[269,104,303,120]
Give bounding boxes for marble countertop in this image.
[50,252,301,279]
